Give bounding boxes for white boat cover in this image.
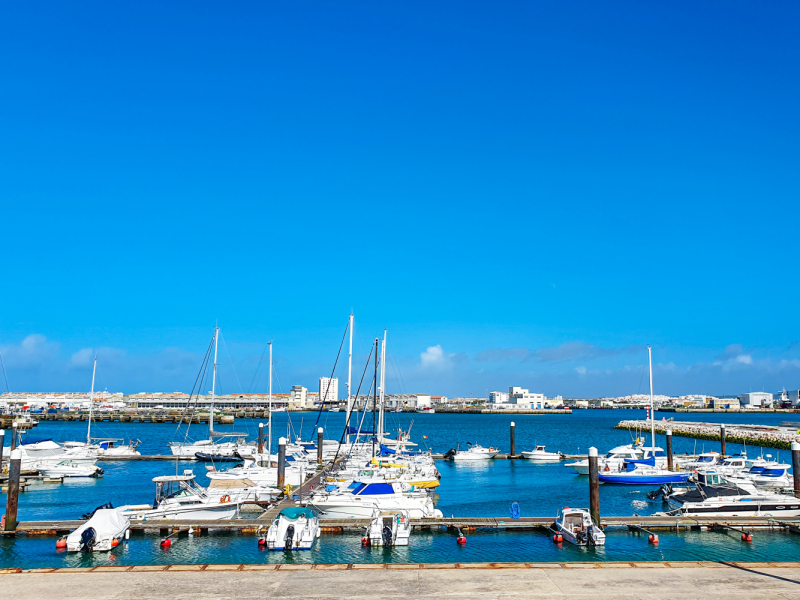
[67,509,130,551]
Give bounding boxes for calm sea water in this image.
[2,409,798,567]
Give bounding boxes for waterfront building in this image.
[289,385,310,410]
[491,387,547,410]
[738,392,773,408]
[319,377,338,406]
[489,391,509,404]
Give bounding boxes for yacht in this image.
[669,492,800,517]
[121,473,242,520]
[365,509,411,547]
[521,445,562,461]
[307,481,443,519]
[264,507,320,550]
[554,507,605,546]
[598,459,691,485]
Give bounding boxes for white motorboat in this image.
[121,473,242,520]
[308,481,443,519]
[205,477,280,503]
[521,445,562,461]
[207,461,305,488]
[37,460,103,478]
[670,492,800,518]
[66,508,130,552]
[98,439,141,457]
[366,509,411,547]
[264,507,320,550]
[554,507,605,546]
[565,444,643,475]
[18,439,98,468]
[416,407,435,414]
[450,444,499,461]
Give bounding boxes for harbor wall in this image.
[615,419,800,450]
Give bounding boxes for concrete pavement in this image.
[3,562,800,599]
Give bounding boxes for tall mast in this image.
[210,327,219,437]
[345,313,354,443]
[648,345,655,448]
[268,342,273,455]
[86,356,97,444]
[378,328,387,444]
[372,338,378,458]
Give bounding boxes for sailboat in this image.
[168,327,252,459]
[599,347,690,485]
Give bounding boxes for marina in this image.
[617,419,800,450]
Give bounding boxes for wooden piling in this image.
[10,423,17,451]
[4,449,22,532]
[277,437,286,489]
[666,430,673,471]
[317,427,323,465]
[0,431,4,466]
[258,423,264,454]
[588,447,600,527]
[720,424,727,457]
[509,421,515,458]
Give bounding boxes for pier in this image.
[616,419,800,450]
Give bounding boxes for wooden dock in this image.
[5,515,798,537]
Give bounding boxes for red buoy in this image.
[456,536,467,545]
[160,538,171,549]
[55,538,67,549]
[648,534,658,544]
[557,534,563,543]
[258,537,267,546]
[111,539,119,547]
[743,533,752,542]
[552,534,557,542]
[361,537,369,547]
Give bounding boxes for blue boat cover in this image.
[352,482,395,495]
[280,507,315,520]
[379,444,423,456]
[625,457,656,471]
[346,427,376,435]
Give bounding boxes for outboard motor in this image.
[443,448,457,461]
[576,530,588,545]
[284,524,295,550]
[80,527,97,552]
[382,517,394,548]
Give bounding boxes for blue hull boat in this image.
[599,471,690,485]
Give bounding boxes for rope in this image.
[314,320,349,428]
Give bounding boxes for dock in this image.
[616,419,800,450]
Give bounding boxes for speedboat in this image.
[565,444,643,475]
[366,509,411,547]
[37,460,104,478]
[121,473,242,520]
[66,508,130,552]
[307,481,443,519]
[724,461,793,490]
[521,445,562,461]
[264,507,320,550]
[555,507,605,546]
[681,452,720,470]
[598,458,690,485]
[450,444,499,461]
[669,492,800,517]
[98,439,141,457]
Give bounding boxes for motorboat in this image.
[416,407,435,414]
[205,477,279,503]
[366,509,411,547]
[669,492,800,517]
[554,507,605,546]
[724,461,793,490]
[37,460,104,478]
[97,439,141,457]
[264,507,320,550]
[307,480,443,519]
[121,473,242,520]
[521,445,562,461]
[169,437,254,458]
[17,438,98,467]
[207,461,306,488]
[449,444,499,461]
[66,508,129,552]
[680,452,720,470]
[565,444,643,475]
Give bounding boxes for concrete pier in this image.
[616,419,800,450]
[1,562,799,599]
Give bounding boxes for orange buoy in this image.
[456,536,467,545]
[648,534,658,544]
[55,538,67,549]
[361,537,369,547]
[557,534,563,543]
[160,538,171,549]
[111,539,119,547]
[258,537,267,546]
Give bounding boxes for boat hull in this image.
[599,472,690,485]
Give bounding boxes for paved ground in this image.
[3,562,800,599]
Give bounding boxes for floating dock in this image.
[616,419,800,450]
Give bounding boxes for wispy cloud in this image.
[476,341,640,364]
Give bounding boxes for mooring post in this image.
[4,448,21,532]
[588,447,600,526]
[666,429,673,471]
[277,436,286,489]
[10,423,17,451]
[257,423,264,454]
[0,430,5,467]
[317,427,324,465]
[792,441,800,499]
[720,424,726,457]
[510,421,515,458]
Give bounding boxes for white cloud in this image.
[420,345,450,370]
[736,354,753,365]
[0,334,60,368]
[70,348,94,367]
[575,366,587,375]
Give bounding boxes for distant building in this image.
[491,387,547,410]
[489,391,509,404]
[739,392,773,408]
[711,397,740,410]
[789,391,800,407]
[319,377,339,406]
[289,385,309,410]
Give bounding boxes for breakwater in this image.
[615,419,800,450]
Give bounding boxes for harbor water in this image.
[2,410,798,567]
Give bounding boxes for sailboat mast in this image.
[210,327,219,437]
[268,342,273,455]
[378,328,387,445]
[346,313,353,443]
[87,356,97,444]
[372,338,378,458]
[648,345,655,448]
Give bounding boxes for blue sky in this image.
[1,2,798,398]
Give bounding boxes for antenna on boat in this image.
[87,355,97,444]
[268,341,273,456]
[378,329,387,447]
[346,312,353,443]
[648,346,655,449]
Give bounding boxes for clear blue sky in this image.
[1,2,798,398]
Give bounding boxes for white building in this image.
[738,392,773,408]
[788,391,800,407]
[290,385,310,410]
[319,377,339,406]
[489,391,509,404]
[491,387,548,410]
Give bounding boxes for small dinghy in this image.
[521,445,562,462]
[66,508,130,552]
[554,507,605,546]
[265,507,320,550]
[365,509,411,547]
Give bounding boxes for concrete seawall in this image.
[616,419,800,450]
